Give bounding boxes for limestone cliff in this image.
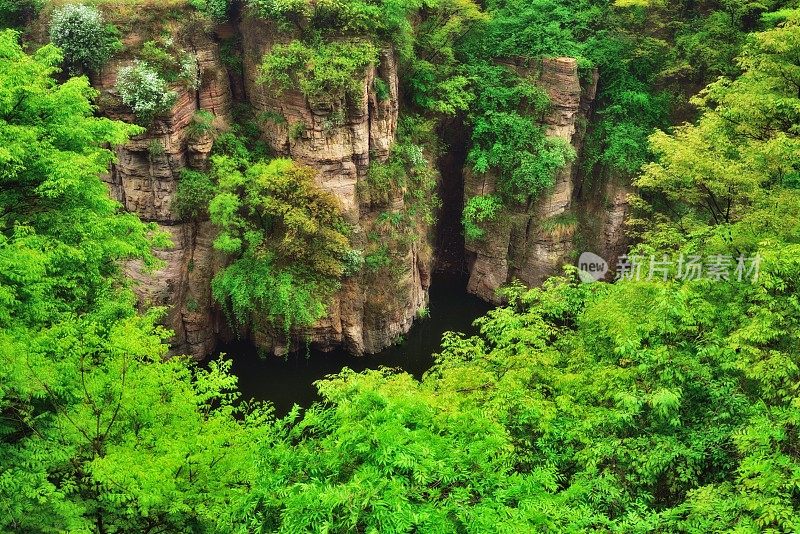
[464,58,599,303]
[95,24,232,358]
[85,10,429,358]
[35,6,626,357]
[240,17,430,355]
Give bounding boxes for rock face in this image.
[240,18,430,355]
[465,58,599,303]
[97,29,232,359]
[86,12,432,359]
[574,171,633,279]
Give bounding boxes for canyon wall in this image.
[92,25,233,359]
[85,11,429,358]
[239,17,430,355]
[465,58,612,303]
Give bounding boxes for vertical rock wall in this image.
[57,8,626,357]
[96,28,233,359]
[465,58,600,303]
[240,18,430,355]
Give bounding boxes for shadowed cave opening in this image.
[433,116,470,276]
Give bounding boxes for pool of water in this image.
[220,274,491,415]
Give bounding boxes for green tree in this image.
[209,155,351,333]
[0,30,263,532]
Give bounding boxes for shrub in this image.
[469,112,575,203]
[321,108,345,135]
[363,244,391,273]
[365,158,404,204]
[187,110,216,140]
[174,169,217,220]
[462,194,502,240]
[288,121,305,140]
[209,157,351,333]
[140,38,200,90]
[115,61,177,124]
[1,0,41,28]
[260,39,378,106]
[248,0,311,30]
[219,37,242,73]
[49,3,121,74]
[189,0,229,20]
[260,110,287,125]
[147,139,166,158]
[373,76,389,101]
[341,249,365,276]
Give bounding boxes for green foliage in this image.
[260,39,379,106]
[462,194,501,240]
[49,3,122,74]
[288,120,305,140]
[186,109,216,140]
[0,0,41,29]
[406,0,487,112]
[367,115,439,213]
[190,0,230,20]
[247,0,425,49]
[0,30,264,533]
[363,244,391,272]
[219,36,243,73]
[209,155,351,333]
[360,115,439,285]
[471,114,575,203]
[139,36,199,89]
[633,9,800,254]
[231,11,800,531]
[0,30,153,327]
[260,110,287,125]
[373,76,389,101]
[539,211,577,234]
[115,60,177,124]
[9,4,800,533]
[341,248,365,275]
[216,109,272,162]
[147,138,166,158]
[237,370,529,532]
[321,108,345,135]
[238,26,800,519]
[174,168,217,220]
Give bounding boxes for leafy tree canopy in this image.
[0,30,266,532]
[208,148,352,334]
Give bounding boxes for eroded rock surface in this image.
[98,32,232,358]
[465,58,599,303]
[77,12,617,357]
[241,18,429,355]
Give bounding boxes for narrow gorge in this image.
[6,0,799,530]
[33,4,632,361]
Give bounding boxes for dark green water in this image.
[221,275,491,415]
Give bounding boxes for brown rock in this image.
[239,18,429,355]
[465,58,599,303]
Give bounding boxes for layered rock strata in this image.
[97,30,232,358]
[465,58,600,303]
[240,18,430,355]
